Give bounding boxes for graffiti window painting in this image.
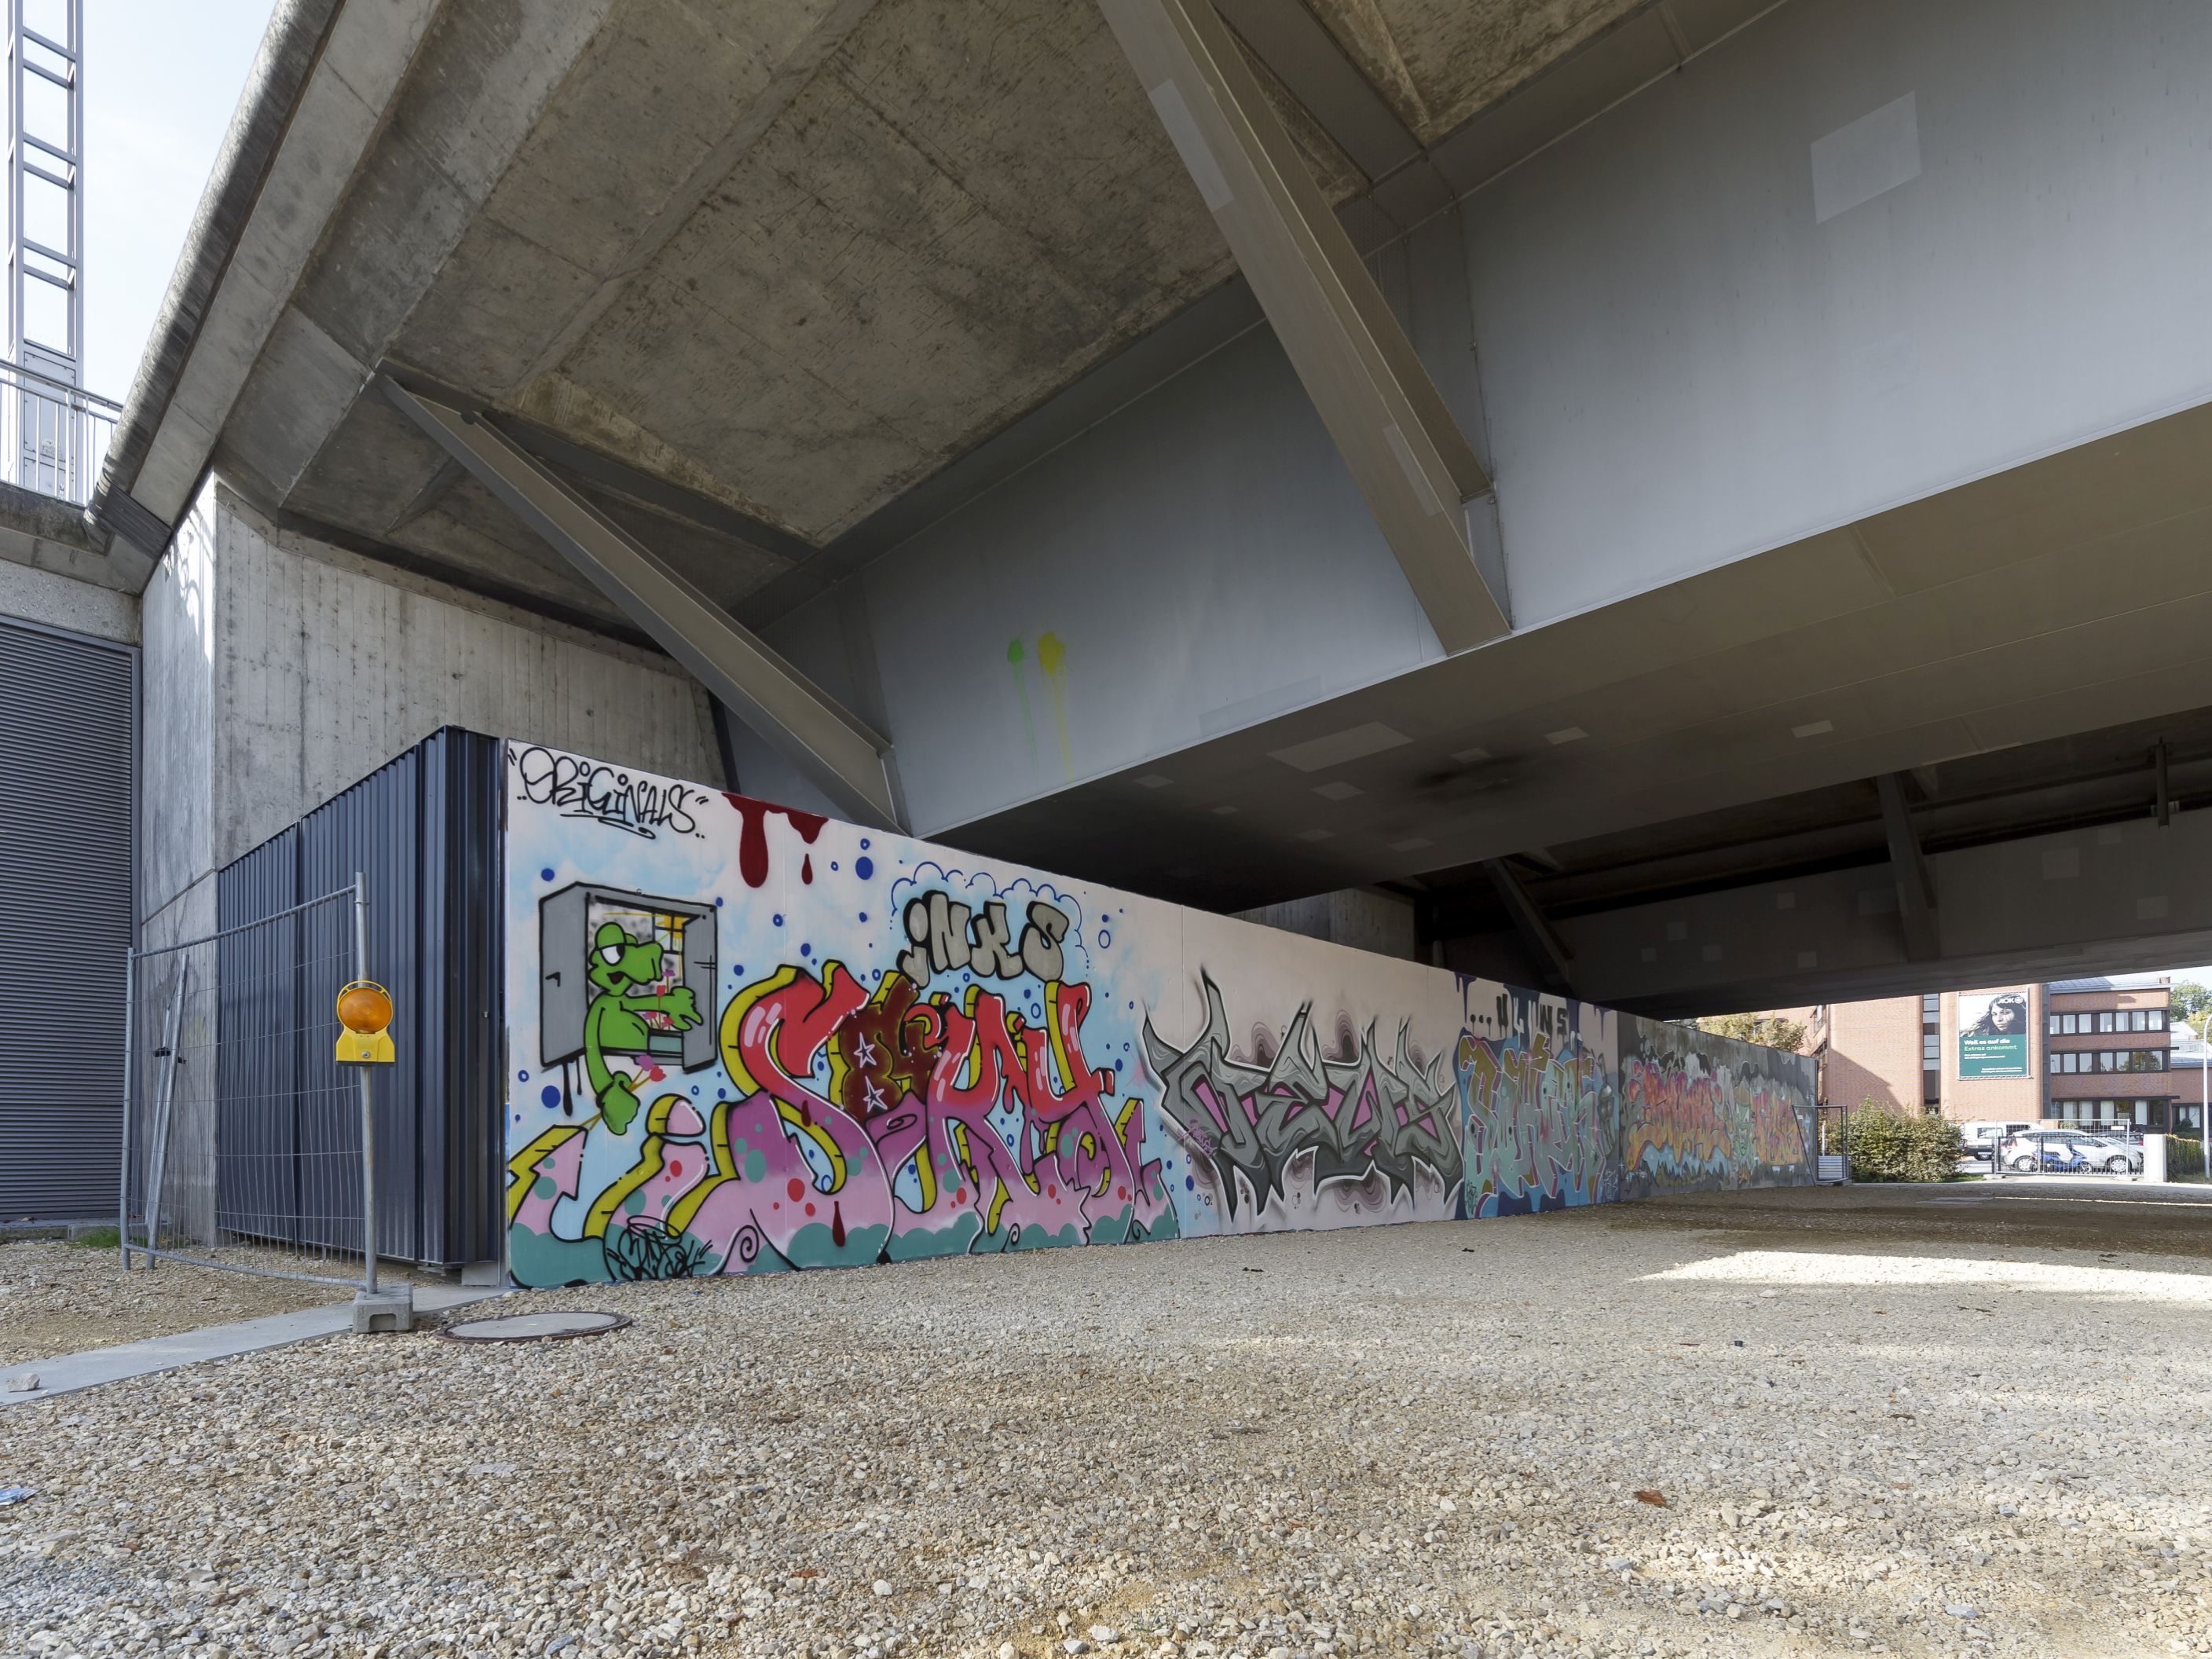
[499,743,1818,1289]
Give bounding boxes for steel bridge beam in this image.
[383,379,905,832]
[1097,0,1510,654]
[1483,858,1577,995]
[1875,772,1941,963]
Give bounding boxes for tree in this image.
[2172,980,2211,1041]
[1692,1012,1809,1053]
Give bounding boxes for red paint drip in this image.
[801,854,813,884]
[830,1202,846,1248]
[723,794,833,890]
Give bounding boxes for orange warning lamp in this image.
[335,980,397,1066]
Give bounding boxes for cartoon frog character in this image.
[584,921,701,1134]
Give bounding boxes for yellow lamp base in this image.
[336,1029,397,1066]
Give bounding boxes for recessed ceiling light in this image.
[1295,828,1335,842]
[1544,727,1588,745]
[1390,837,1432,852]
[1451,745,1491,764]
[1210,804,1238,816]
[1136,773,1173,788]
[1792,720,1833,738]
[1312,781,1363,800]
[1268,722,1409,773]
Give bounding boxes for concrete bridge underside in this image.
[36,0,2212,1013]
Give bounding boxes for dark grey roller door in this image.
[0,615,135,1220]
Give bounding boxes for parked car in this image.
[2056,1125,2147,1172]
[2091,1136,2146,1174]
[1959,1121,2034,1159]
[1999,1130,2141,1174]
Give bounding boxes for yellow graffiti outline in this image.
[505,1122,589,1225]
[719,962,806,1096]
[584,1093,689,1239]
[906,1141,939,1213]
[1043,980,1077,1090]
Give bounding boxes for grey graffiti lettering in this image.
[898,892,1071,985]
[969,899,1024,979]
[1142,972,1463,1221]
[1019,900,1068,983]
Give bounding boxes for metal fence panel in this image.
[126,886,368,1285]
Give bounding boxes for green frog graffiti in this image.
[584,920,702,1133]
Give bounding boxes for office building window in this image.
[2150,1009,2166,1031]
[2098,1011,2115,1033]
[1923,994,1939,1017]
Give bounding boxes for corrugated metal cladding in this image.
[217,728,504,1267]
[0,617,136,1220]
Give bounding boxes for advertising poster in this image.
[1958,990,2031,1078]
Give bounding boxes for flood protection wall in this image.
[500,742,1816,1286]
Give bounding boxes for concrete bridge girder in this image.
[1528,808,2212,1020]
[42,0,2212,1016]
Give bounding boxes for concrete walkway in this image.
[0,1284,504,1406]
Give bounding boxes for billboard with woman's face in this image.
[1959,990,2031,1078]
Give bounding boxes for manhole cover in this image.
[439,1310,632,1343]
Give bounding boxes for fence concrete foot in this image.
[351,1286,414,1335]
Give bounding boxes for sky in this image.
[82,0,276,398]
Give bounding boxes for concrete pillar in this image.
[134,480,729,1255]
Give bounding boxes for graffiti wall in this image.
[1458,984,1621,1217]
[1617,1016,1818,1198]
[500,743,1810,1287]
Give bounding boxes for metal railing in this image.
[0,354,118,507]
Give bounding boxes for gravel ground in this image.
[1616,1182,2212,1261]
[0,1243,350,1367]
[2,1199,2209,1659]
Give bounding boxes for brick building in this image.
[2043,976,2179,1131]
[2169,1038,2209,1138]
[1802,996,1927,1114]
[1764,975,2193,1132]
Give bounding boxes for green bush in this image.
[1843,1105,1965,1183]
[2170,1137,2206,1180]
